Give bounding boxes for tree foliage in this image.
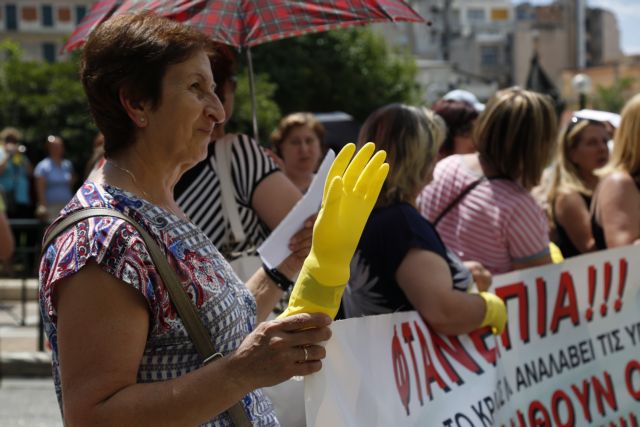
[0,40,96,171]
[0,27,419,164]
[232,27,419,136]
[592,76,635,113]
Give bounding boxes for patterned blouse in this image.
[39,182,278,426]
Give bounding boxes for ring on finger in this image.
[303,346,309,362]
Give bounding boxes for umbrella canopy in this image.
[64,0,427,52]
[64,0,427,142]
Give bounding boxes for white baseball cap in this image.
[443,89,485,112]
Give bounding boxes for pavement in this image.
[0,278,52,378]
[0,277,61,424]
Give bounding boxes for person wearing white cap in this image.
[442,89,485,113]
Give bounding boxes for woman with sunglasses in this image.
[592,94,640,248]
[546,116,610,257]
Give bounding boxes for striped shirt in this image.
[175,134,278,255]
[418,155,549,275]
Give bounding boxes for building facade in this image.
[0,1,93,62]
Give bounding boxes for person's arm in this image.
[251,171,302,230]
[0,212,14,260]
[554,191,596,253]
[56,261,331,426]
[396,249,487,335]
[35,175,48,219]
[511,253,553,271]
[598,172,640,248]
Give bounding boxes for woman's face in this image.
[569,123,610,174]
[144,50,225,165]
[279,125,322,175]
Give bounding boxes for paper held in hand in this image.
[258,150,336,269]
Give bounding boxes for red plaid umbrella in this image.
[64,0,427,141]
[64,0,426,51]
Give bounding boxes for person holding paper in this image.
[591,93,640,248]
[338,104,506,336]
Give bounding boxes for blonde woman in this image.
[341,104,506,336]
[419,87,558,274]
[592,94,640,248]
[547,117,610,257]
[269,113,325,193]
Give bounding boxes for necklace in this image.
[107,160,189,221]
[108,160,150,200]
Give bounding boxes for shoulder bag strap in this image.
[42,207,252,427]
[433,177,486,227]
[214,136,246,244]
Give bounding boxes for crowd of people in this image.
[0,11,636,426]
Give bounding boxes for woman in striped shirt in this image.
[419,87,558,275]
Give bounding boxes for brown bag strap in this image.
[43,207,252,427]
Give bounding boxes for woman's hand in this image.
[277,214,316,278]
[463,260,492,292]
[229,313,332,389]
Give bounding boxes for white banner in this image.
[305,245,640,426]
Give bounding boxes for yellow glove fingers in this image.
[323,175,344,211]
[353,150,387,197]
[365,163,389,205]
[323,143,355,202]
[342,142,375,191]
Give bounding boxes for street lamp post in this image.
[571,73,592,110]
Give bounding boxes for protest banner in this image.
[305,245,640,426]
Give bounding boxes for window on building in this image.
[75,5,87,24]
[22,5,37,22]
[58,7,71,23]
[481,46,499,67]
[491,8,509,21]
[42,5,53,27]
[467,8,486,24]
[42,43,56,63]
[5,4,17,30]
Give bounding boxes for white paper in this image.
[258,150,335,269]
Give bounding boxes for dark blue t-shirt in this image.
[341,202,472,318]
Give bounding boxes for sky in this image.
[516,0,640,55]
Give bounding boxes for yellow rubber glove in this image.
[479,292,507,335]
[549,242,564,263]
[279,142,389,319]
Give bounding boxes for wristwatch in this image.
[262,263,294,291]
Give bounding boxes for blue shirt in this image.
[34,157,73,204]
[0,149,31,205]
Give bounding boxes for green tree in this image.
[231,27,419,137]
[592,76,635,113]
[0,40,96,172]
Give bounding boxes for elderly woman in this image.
[269,113,325,193]
[39,13,386,426]
[592,93,640,248]
[341,104,506,336]
[546,116,610,257]
[419,88,558,274]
